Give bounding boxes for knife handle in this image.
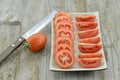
[0,37,25,63]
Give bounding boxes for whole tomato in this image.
[24,32,47,52]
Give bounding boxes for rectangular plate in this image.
[50,12,107,71]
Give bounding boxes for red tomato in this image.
[78,28,99,39]
[55,11,71,19]
[26,33,47,52]
[75,14,96,22]
[55,29,74,40]
[79,36,100,44]
[78,53,102,58]
[54,16,72,27]
[55,44,74,54]
[55,21,74,32]
[55,37,73,47]
[76,22,98,31]
[78,43,102,53]
[78,58,101,68]
[55,50,75,69]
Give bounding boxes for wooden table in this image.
[0,0,119,80]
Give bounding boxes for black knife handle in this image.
[0,37,25,63]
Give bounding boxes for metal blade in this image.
[22,10,57,39]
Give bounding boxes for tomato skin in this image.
[79,36,100,44]
[55,37,73,47]
[78,43,102,53]
[78,28,99,39]
[55,11,71,19]
[75,14,96,22]
[55,29,74,40]
[76,22,98,31]
[55,50,75,69]
[78,53,102,58]
[26,33,47,52]
[78,58,101,68]
[55,21,74,32]
[54,16,72,27]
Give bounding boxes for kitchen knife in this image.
[0,10,57,63]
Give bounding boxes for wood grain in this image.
[0,0,120,80]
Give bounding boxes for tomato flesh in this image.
[54,16,72,27]
[76,22,98,31]
[78,28,99,39]
[55,21,74,32]
[78,43,102,53]
[78,53,102,58]
[54,44,74,56]
[79,36,100,44]
[78,58,101,68]
[55,50,75,69]
[75,14,96,22]
[55,29,74,40]
[55,37,73,47]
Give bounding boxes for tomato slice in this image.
[55,44,74,54]
[78,28,99,39]
[55,37,73,47]
[78,58,101,68]
[54,16,72,27]
[78,43,102,53]
[76,22,98,31]
[55,50,75,69]
[55,29,74,40]
[55,21,74,32]
[79,36,100,44]
[54,44,74,57]
[75,14,96,22]
[55,11,71,19]
[78,53,102,58]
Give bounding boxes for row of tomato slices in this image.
[53,11,75,69]
[76,14,103,68]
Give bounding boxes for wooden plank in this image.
[0,24,21,80]
[0,0,25,80]
[0,0,27,23]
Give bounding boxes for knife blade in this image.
[0,10,57,63]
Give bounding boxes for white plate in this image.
[50,12,107,71]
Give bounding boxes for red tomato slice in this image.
[54,16,72,27]
[55,37,73,47]
[55,50,75,69]
[76,22,98,31]
[78,43,102,53]
[78,58,101,68]
[78,53,102,58]
[55,11,71,19]
[75,14,96,22]
[78,28,99,39]
[54,44,74,56]
[55,21,74,32]
[79,36,100,44]
[55,29,74,40]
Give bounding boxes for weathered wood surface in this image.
[0,0,120,80]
